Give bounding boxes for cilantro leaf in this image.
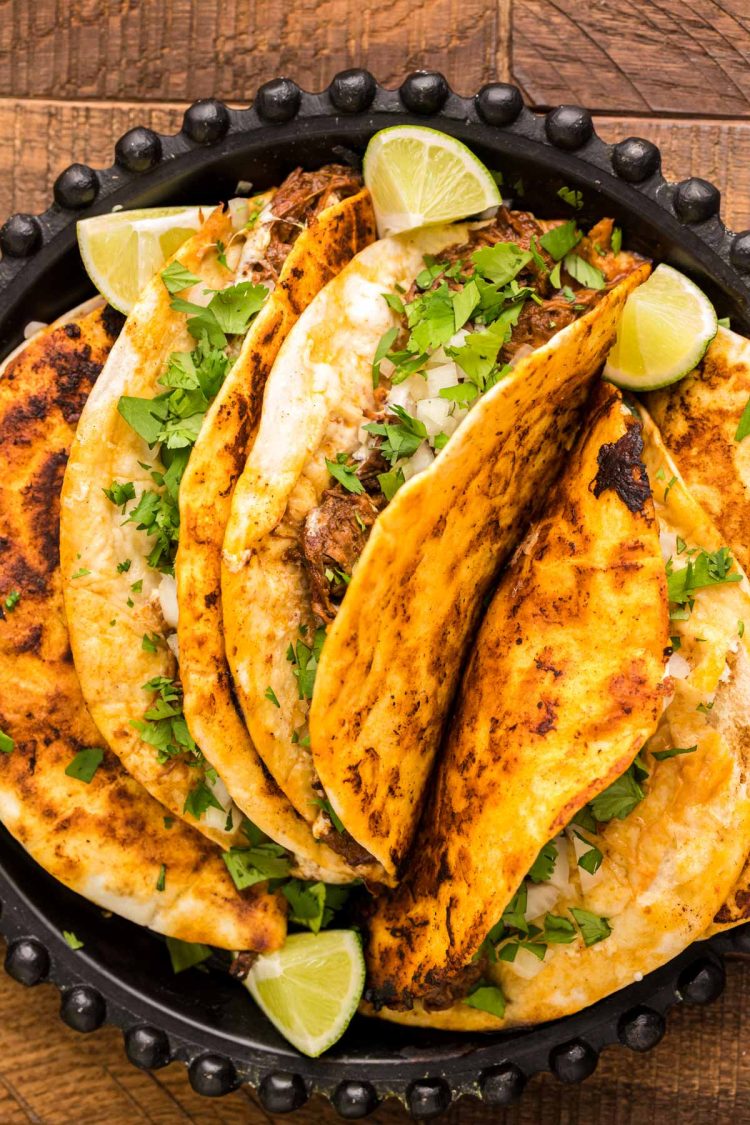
[161,262,202,294]
[406,283,456,353]
[667,547,742,604]
[471,242,532,286]
[501,885,529,935]
[117,394,169,445]
[372,326,398,388]
[452,279,481,332]
[542,913,577,944]
[222,841,291,889]
[573,831,603,875]
[527,841,557,884]
[326,454,364,495]
[611,226,623,255]
[382,292,405,316]
[184,781,224,820]
[166,937,211,973]
[570,907,612,946]
[0,729,14,754]
[377,467,405,501]
[736,396,750,442]
[288,626,326,700]
[588,765,645,822]
[652,744,697,762]
[63,930,84,950]
[132,676,199,764]
[3,589,20,612]
[264,686,280,708]
[563,253,605,290]
[464,983,506,1018]
[281,879,353,934]
[539,221,581,261]
[209,281,268,335]
[65,747,104,783]
[439,382,479,405]
[312,795,346,835]
[156,864,167,892]
[557,186,583,210]
[103,480,136,508]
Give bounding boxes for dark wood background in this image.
[2,1,750,1121]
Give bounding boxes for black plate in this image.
[2,72,750,1117]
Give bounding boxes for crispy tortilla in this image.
[364,401,750,1028]
[0,303,285,951]
[647,327,750,575]
[364,383,670,1009]
[646,329,750,933]
[177,190,375,882]
[222,224,649,881]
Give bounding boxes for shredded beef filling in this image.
[263,164,363,276]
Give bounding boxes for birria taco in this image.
[362,391,750,1028]
[646,327,750,935]
[0,301,285,951]
[222,209,649,882]
[60,168,372,849]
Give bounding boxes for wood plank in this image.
[1,100,749,232]
[0,945,748,1123]
[512,0,750,116]
[0,0,503,102]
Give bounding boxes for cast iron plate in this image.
[1,72,750,1117]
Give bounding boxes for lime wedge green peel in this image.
[244,930,365,1057]
[77,205,208,315]
[363,126,501,237]
[604,263,718,392]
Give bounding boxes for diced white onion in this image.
[23,320,47,339]
[666,651,690,680]
[157,574,179,630]
[401,441,435,481]
[547,834,570,891]
[508,343,534,367]
[227,197,249,228]
[659,529,677,563]
[506,945,546,980]
[720,661,732,683]
[568,829,603,893]
[416,396,452,437]
[387,381,417,412]
[425,364,459,397]
[166,633,179,661]
[235,180,254,196]
[524,882,560,920]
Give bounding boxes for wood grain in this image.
[511,0,750,116]
[0,0,505,101]
[1,99,749,232]
[0,945,749,1123]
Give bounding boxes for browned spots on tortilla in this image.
[591,417,652,514]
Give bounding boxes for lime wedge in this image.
[363,126,501,237]
[604,264,718,391]
[244,930,365,1057]
[77,206,209,315]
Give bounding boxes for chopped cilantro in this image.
[71,567,90,579]
[563,253,605,290]
[573,831,603,875]
[611,226,622,255]
[718,316,730,328]
[161,262,202,294]
[312,795,345,835]
[184,781,223,820]
[163,816,174,829]
[264,686,280,708]
[222,840,291,889]
[130,579,143,593]
[282,880,352,933]
[63,931,84,951]
[439,382,479,405]
[131,676,199,763]
[288,626,326,700]
[382,292,405,316]
[433,432,450,452]
[65,747,104,783]
[570,804,597,833]
[557,185,583,209]
[740,620,746,638]
[549,261,562,289]
[166,937,211,973]
[452,279,481,331]
[667,547,742,605]
[501,885,529,935]
[653,744,697,762]
[3,589,20,612]
[736,395,750,442]
[471,242,532,286]
[142,632,161,653]
[116,558,132,574]
[125,485,180,574]
[216,239,229,269]
[539,221,581,262]
[377,467,405,502]
[156,864,167,892]
[527,841,557,884]
[326,453,364,495]
[0,729,14,754]
[364,406,427,464]
[570,907,611,946]
[464,983,506,1018]
[588,763,645,821]
[103,480,136,508]
[542,913,577,944]
[371,326,398,388]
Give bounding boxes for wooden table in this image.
[1,1,750,1121]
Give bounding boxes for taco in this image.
[222,211,649,881]
[60,168,370,847]
[362,393,750,1028]
[176,181,375,883]
[646,327,750,934]
[0,301,285,951]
